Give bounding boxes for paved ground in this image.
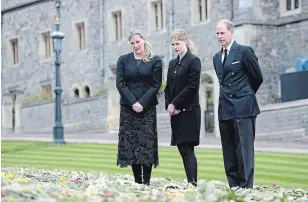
[2,132,308,154]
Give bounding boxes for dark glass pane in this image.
[205,0,208,19]
[295,0,299,9]
[286,0,291,10]
[199,0,202,21]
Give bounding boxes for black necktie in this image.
[222,49,228,67]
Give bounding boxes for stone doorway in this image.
[12,94,16,131]
[106,80,120,134]
[200,70,220,137]
[2,92,21,133]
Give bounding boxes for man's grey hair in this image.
[217,19,235,33]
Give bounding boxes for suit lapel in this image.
[218,49,223,67]
[220,41,240,83]
[214,52,224,83]
[224,41,240,67]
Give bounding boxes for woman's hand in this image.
[132,102,143,113]
[167,104,175,115]
[172,109,181,115]
[168,104,181,116]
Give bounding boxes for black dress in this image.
[117,59,160,168]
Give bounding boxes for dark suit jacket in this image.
[116,52,162,110]
[164,51,201,110]
[213,41,263,121]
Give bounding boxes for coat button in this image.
[229,83,231,86]
[230,95,232,97]
[174,71,177,73]
[231,72,234,75]
[178,62,181,64]
[220,85,222,87]
[183,109,185,111]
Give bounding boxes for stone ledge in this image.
[256,128,307,141]
[233,14,308,27]
[63,95,107,105]
[260,99,308,112]
[21,100,54,108]
[1,0,51,14]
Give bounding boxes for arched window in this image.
[73,88,80,98]
[84,85,90,97]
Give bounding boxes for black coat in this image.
[164,51,201,146]
[213,41,263,121]
[116,52,163,110]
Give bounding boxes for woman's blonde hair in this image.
[170,29,197,55]
[128,28,154,62]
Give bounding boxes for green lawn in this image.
[1,140,308,188]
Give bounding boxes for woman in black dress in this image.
[116,29,162,185]
[164,29,201,187]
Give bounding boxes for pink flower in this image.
[103,191,113,198]
[131,194,137,200]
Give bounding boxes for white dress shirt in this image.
[221,40,235,63]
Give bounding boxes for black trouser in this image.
[132,164,152,185]
[177,143,198,185]
[219,116,256,189]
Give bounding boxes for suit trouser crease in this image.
[219,117,256,188]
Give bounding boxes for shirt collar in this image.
[224,39,234,52]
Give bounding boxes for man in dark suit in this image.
[213,19,263,189]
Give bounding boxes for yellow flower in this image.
[1,172,7,177]
[12,178,28,183]
[60,177,66,183]
[84,191,92,196]
[165,191,171,195]
[8,173,14,180]
[23,186,32,191]
[186,183,196,190]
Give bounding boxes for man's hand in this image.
[132,102,143,113]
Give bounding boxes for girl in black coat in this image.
[164,29,201,187]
